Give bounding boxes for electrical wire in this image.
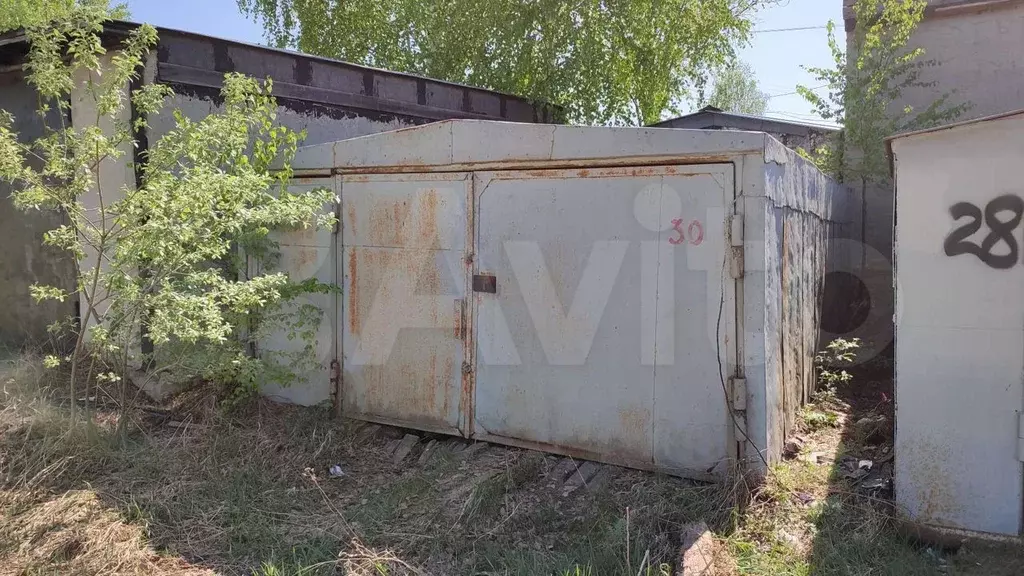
[717,258,770,470]
[767,85,828,99]
[753,25,829,34]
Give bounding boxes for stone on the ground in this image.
[550,458,577,482]
[783,436,805,459]
[392,434,420,464]
[562,460,603,495]
[384,438,401,456]
[584,465,617,492]
[355,423,381,442]
[676,520,719,576]
[417,439,439,464]
[457,442,488,459]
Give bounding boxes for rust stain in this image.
[618,407,651,440]
[346,202,357,238]
[417,188,440,248]
[294,246,318,275]
[368,197,411,246]
[441,355,453,419]
[348,250,359,335]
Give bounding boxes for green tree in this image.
[0,2,335,411]
[0,0,125,33]
[798,0,968,182]
[699,61,769,115]
[237,0,778,126]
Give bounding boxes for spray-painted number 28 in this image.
[944,194,1024,269]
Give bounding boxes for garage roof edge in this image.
[294,120,771,172]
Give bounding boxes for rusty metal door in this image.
[470,165,734,477]
[339,173,471,435]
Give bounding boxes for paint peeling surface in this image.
[341,174,470,434]
[472,166,732,477]
[282,121,849,481]
[892,114,1024,536]
[762,155,849,461]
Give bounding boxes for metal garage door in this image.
[340,173,472,435]
[470,165,735,477]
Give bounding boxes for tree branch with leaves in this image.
[797,0,968,183]
[238,0,782,126]
[0,2,336,414]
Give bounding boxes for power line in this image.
[767,84,828,99]
[752,25,829,33]
[765,111,839,127]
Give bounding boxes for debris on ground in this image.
[562,460,603,496]
[783,436,806,458]
[391,433,420,464]
[677,520,732,576]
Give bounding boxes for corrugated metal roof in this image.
[0,20,558,117]
[651,106,839,135]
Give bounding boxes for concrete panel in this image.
[374,74,418,104]
[425,83,463,112]
[227,44,297,80]
[0,72,77,348]
[149,92,412,153]
[309,61,366,94]
[468,89,501,117]
[894,3,1024,123]
[257,178,337,406]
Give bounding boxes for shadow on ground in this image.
[805,345,1024,576]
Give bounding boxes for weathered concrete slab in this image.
[392,434,420,464]
[416,439,439,464]
[458,442,488,459]
[562,460,603,495]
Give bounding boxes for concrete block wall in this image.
[0,71,78,349]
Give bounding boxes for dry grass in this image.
[5,351,1019,575]
[0,355,736,575]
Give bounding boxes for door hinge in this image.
[730,214,744,247]
[730,377,747,411]
[1017,413,1024,462]
[454,298,466,339]
[730,248,744,279]
[462,361,472,375]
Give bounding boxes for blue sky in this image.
[125,0,843,125]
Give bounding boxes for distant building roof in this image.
[650,106,837,138]
[0,20,561,124]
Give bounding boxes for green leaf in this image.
[237,0,774,125]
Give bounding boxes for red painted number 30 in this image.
[668,218,704,246]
